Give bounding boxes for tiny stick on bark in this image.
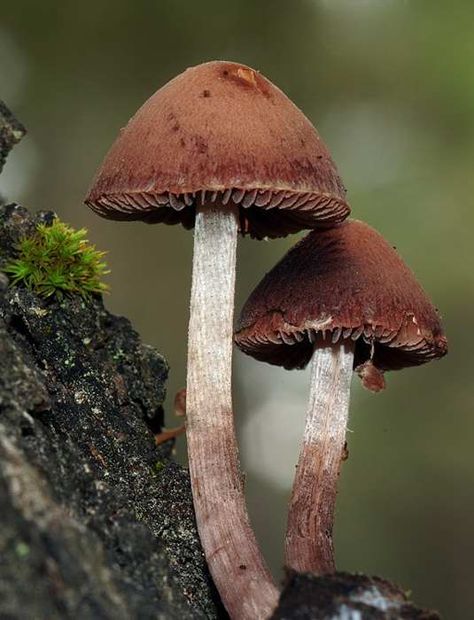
[186,204,279,619]
[285,342,354,574]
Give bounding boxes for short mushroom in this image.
[235,219,447,575]
[85,60,349,618]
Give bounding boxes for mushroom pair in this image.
[85,61,350,619]
[235,219,448,574]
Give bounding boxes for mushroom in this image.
[85,60,349,619]
[235,219,447,575]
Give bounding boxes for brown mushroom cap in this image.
[85,60,349,239]
[235,219,447,371]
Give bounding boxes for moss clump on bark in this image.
[4,218,109,299]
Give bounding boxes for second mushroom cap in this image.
[235,219,448,377]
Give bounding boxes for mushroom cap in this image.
[235,220,447,371]
[85,60,349,239]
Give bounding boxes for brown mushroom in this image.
[85,60,349,619]
[235,219,447,575]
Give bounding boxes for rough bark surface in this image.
[0,202,225,619]
[272,572,440,620]
[0,104,440,620]
[0,99,26,176]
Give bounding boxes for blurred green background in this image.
[1,1,472,617]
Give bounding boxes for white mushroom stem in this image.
[285,341,355,574]
[186,204,279,619]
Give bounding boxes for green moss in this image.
[3,218,109,299]
[153,460,166,474]
[15,542,30,559]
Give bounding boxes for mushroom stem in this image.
[186,204,279,619]
[285,341,354,574]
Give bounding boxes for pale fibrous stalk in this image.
[285,342,354,574]
[186,204,279,619]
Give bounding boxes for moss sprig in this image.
[4,218,109,299]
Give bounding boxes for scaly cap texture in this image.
[235,220,447,374]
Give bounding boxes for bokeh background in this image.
[1,1,472,617]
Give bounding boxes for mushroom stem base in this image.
[186,204,278,619]
[285,342,354,574]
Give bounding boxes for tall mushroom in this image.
[235,219,447,575]
[85,60,349,619]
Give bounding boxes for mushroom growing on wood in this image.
[85,60,349,619]
[235,219,447,575]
